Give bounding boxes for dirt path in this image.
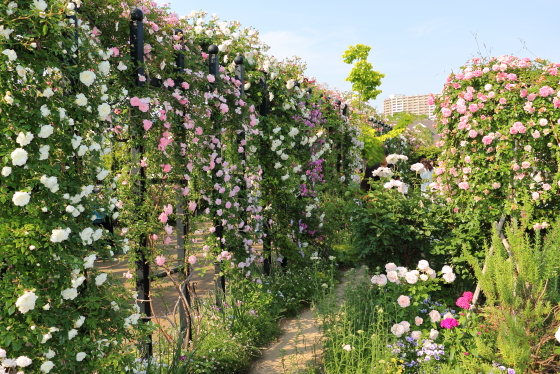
[245,267,367,374]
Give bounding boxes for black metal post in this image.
[234,56,247,233]
[208,45,226,305]
[234,55,244,97]
[305,87,312,107]
[259,73,269,116]
[130,8,152,358]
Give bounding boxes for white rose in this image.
[40,360,55,373]
[74,316,86,328]
[40,104,51,117]
[68,328,78,340]
[95,273,107,286]
[79,71,96,86]
[15,291,38,313]
[12,191,31,206]
[15,356,32,367]
[4,93,13,104]
[71,135,82,149]
[37,125,54,138]
[83,254,97,269]
[77,144,88,156]
[71,276,85,288]
[2,48,17,61]
[97,169,110,180]
[98,61,110,75]
[286,79,295,90]
[411,331,422,340]
[429,328,439,340]
[92,228,103,241]
[98,103,111,120]
[117,61,127,71]
[75,93,88,106]
[50,228,71,243]
[2,166,12,176]
[61,288,78,300]
[38,144,50,160]
[42,87,54,98]
[44,349,55,359]
[16,131,34,146]
[76,352,86,362]
[11,148,28,166]
[40,175,59,192]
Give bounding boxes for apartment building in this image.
[383,94,438,120]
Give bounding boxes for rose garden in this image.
[1,1,560,373]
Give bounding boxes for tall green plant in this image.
[465,217,560,372]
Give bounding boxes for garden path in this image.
[245,267,368,374]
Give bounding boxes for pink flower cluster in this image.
[455,291,474,310]
[509,121,526,135]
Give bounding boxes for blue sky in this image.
[163,0,560,112]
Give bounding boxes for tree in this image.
[342,44,385,109]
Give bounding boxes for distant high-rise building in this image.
[383,94,438,120]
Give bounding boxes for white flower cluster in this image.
[40,175,59,193]
[383,179,409,194]
[80,227,103,245]
[371,167,393,178]
[386,154,408,164]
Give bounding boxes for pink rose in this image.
[155,255,166,266]
[415,316,423,326]
[468,130,478,138]
[385,262,398,271]
[188,255,197,265]
[441,107,452,117]
[143,120,153,131]
[428,310,441,322]
[458,182,469,190]
[207,74,216,83]
[443,272,456,283]
[482,136,493,145]
[397,295,410,308]
[539,86,555,97]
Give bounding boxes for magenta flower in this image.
[462,291,474,302]
[440,318,459,329]
[456,296,471,310]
